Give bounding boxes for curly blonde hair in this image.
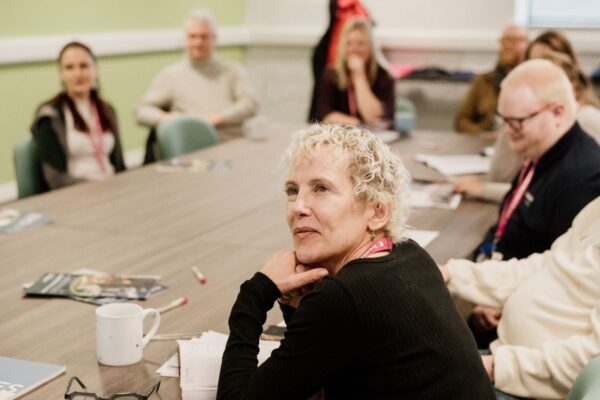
[284,124,411,240]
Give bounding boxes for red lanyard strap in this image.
[361,236,393,258]
[347,87,358,117]
[89,103,107,172]
[495,160,536,240]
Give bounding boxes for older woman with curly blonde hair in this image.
[217,124,494,400]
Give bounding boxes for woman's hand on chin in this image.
[261,250,328,305]
[347,54,366,73]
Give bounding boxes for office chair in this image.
[14,137,48,199]
[567,357,600,400]
[156,117,219,160]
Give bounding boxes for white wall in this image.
[243,0,600,127]
[243,0,516,126]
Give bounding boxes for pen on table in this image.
[157,296,188,314]
[191,266,207,285]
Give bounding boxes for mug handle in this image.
[141,308,161,348]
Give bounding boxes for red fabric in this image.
[326,0,370,66]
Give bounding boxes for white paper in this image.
[415,153,491,176]
[372,130,401,144]
[156,353,179,377]
[409,182,462,209]
[160,330,280,398]
[404,229,440,248]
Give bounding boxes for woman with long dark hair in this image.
[31,41,125,189]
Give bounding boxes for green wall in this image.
[0,0,246,186]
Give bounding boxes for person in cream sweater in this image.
[440,196,600,399]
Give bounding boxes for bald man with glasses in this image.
[477,58,600,262]
[466,59,600,350]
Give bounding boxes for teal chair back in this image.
[567,357,600,400]
[14,137,48,199]
[394,97,417,135]
[156,117,219,160]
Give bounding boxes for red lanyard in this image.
[495,160,536,240]
[361,236,393,258]
[347,87,358,117]
[89,103,107,172]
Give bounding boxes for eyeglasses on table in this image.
[64,376,160,400]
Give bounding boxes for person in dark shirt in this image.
[315,18,395,129]
[455,24,528,134]
[470,58,600,350]
[217,124,495,400]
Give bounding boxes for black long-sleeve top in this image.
[315,66,395,126]
[217,240,495,400]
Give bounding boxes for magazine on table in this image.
[155,158,231,173]
[24,272,157,300]
[0,356,65,399]
[0,209,52,234]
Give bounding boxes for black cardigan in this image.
[218,241,495,400]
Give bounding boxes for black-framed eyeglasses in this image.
[495,104,554,132]
[64,376,160,400]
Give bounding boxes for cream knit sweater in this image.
[447,196,600,399]
[135,56,258,141]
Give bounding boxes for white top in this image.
[65,99,115,181]
[446,196,600,399]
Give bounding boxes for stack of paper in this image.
[176,331,280,400]
[415,154,491,176]
[410,182,462,209]
[372,130,401,144]
[404,229,440,248]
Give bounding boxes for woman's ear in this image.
[367,202,392,232]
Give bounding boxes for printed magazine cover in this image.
[0,209,52,234]
[24,272,156,300]
[0,356,64,400]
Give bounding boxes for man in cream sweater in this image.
[440,196,600,399]
[136,9,258,142]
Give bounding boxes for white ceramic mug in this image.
[96,303,160,366]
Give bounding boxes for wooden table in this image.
[0,128,497,399]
